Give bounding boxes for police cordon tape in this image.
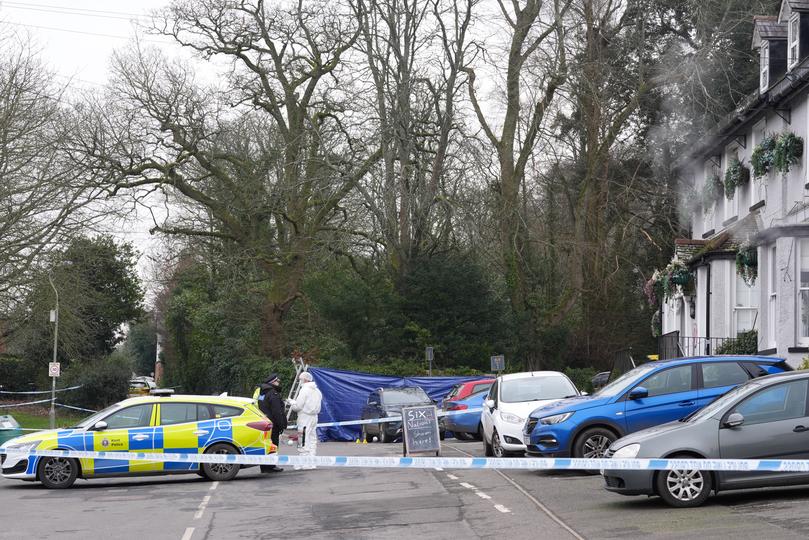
[4,448,809,472]
[0,385,82,395]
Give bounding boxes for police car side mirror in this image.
[93,421,108,431]
[485,399,495,410]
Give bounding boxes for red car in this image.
[442,378,495,440]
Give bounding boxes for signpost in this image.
[48,362,61,378]
[490,354,505,373]
[402,405,441,457]
[425,346,434,376]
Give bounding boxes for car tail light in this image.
[447,403,468,411]
[247,420,273,432]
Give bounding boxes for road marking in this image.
[181,528,194,540]
[446,443,584,540]
[494,504,511,513]
[459,482,476,489]
[209,481,219,491]
[194,495,211,519]
[447,474,458,480]
[475,491,492,500]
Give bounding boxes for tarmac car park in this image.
[0,393,276,488]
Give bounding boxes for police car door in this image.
[158,402,210,473]
[90,403,156,476]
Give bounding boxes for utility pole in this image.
[47,271,59,430]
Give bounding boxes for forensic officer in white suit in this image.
[286,371,322,470]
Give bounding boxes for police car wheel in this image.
[37,456,78,489]
[201,443,240,481]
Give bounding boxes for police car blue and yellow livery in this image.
[0,394,277,488]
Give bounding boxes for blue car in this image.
[444,390,488,440]
[524,356,792,459]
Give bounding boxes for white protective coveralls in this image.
[289,376,322,464]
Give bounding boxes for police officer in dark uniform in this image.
[257,373,288,473]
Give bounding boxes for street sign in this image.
[425,346,434,376]
[490,355,505,372]
[402,405,441,456]
[48,362,61,378]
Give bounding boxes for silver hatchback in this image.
[603,371,809,507]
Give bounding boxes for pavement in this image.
[4,439,809,539]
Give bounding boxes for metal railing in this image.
[658,331,755,359]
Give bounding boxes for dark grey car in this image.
[603,370,809,507]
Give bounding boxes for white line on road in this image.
[194,495,211,519]
[209,481,219,491]
[435,467,444,471]
[446,443,584,540]
[475,491,492,500]
[459,482,476,489]
[181,527,194,540]
[447,474,458,480]
[494,504,511,513]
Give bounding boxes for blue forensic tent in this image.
[308,367,483,441]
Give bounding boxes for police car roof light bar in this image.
[150,388,175,397]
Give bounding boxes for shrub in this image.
[0,355,39,391]
[724,158,750,199]
[61,351,133,409]
[736,242,758,286]
[702,174,723,206]
[714,330,758,355]
[564,367,598,394]
[751,135,776,177]
[773,132,804,173]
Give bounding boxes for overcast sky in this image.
[0,1,173,85]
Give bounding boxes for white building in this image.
[663,1,809,367]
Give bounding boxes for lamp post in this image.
[47,271,59,430]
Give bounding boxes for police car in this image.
[0,391,276,488]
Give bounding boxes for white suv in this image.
[481,371,579,457]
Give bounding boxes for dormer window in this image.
[789,13,799,67]
[761,41,770,90]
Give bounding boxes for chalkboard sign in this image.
[402,405,441,456]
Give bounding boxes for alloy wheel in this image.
[43,458,73,485]
[582,434,611,458]
[492,430,505,458]
[208,448,236,476]
[665,469,705,502]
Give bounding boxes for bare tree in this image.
[77,0,381,358]
[0,35,103,316]
[355,0,476,281]
[463,0,569,365]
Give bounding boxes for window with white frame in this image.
[761,41,770,91]
[800,239,809,343]
[702,164,715,232]
[768,245,778,347]
[752,123,766,208]
[734,269,759,335]
[726,149,740,220]
[790,14,800,68]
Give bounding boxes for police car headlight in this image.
[500,412,524,424]
[4,441,39,453]
[540,412,573,425]
[611,444,640,459]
